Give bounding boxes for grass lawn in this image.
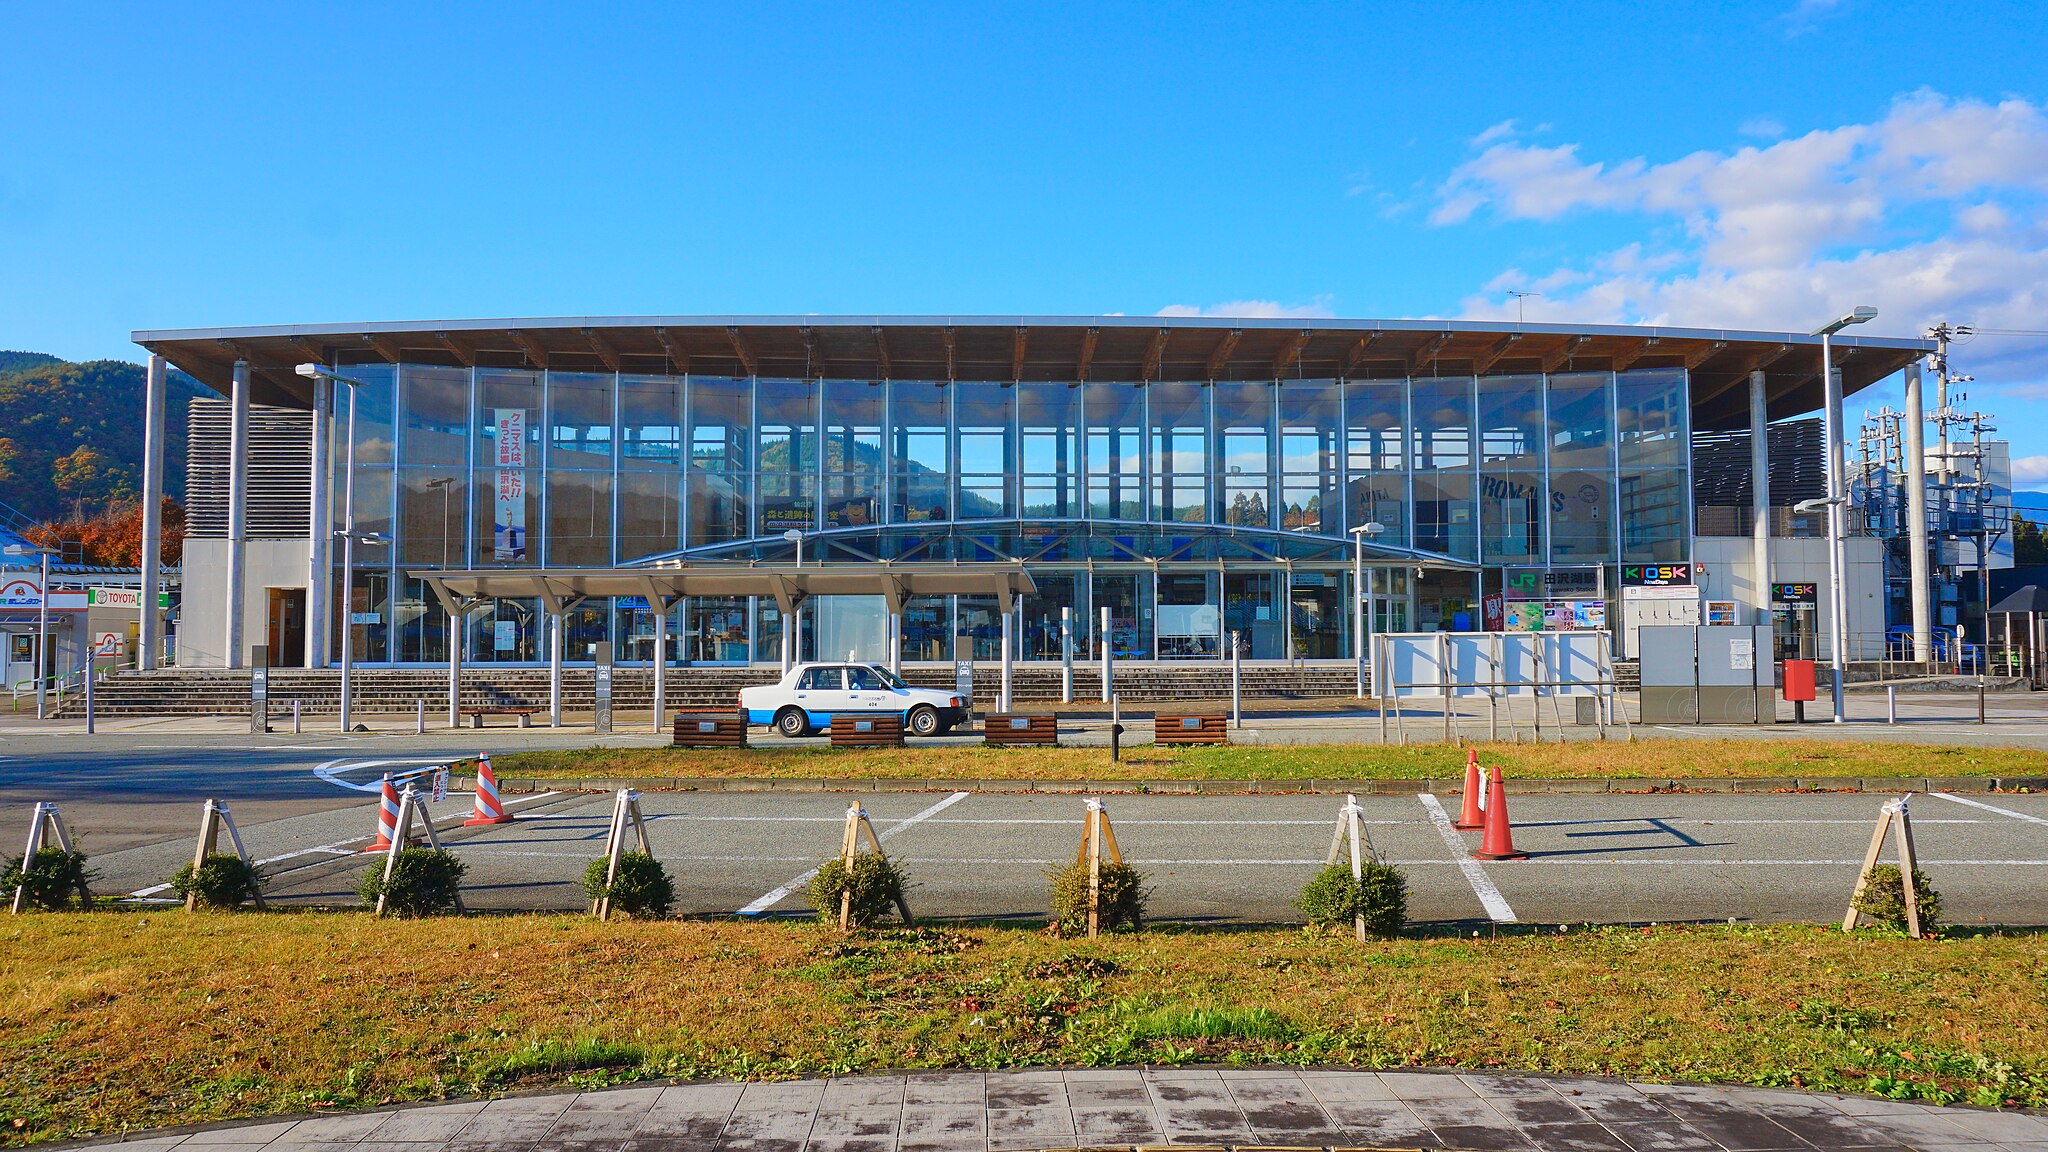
[491,739,2047,782]
[2,916,2046,1144]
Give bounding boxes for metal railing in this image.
[8,655,134,712]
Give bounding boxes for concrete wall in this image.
[1693,535,1887,659]
[178,538,310,668]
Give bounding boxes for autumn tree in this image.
[26,498,185,568]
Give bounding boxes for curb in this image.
[474,774,2048,796]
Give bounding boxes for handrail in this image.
[9,654,136,711]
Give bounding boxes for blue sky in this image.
[5,1,2046,484]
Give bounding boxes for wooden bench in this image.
[829,712,905,748]
[1153,713,1228,746]
[461,707,539,729]
[984,713,1058,747]
[671,712,749,748]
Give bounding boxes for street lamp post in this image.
[3,543,55,719]
[1812,306,1877,724]
[298,364,385,733]
[1348,521,1386,697]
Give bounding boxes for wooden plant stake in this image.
[1324,793,1376,943]
[187,799,265,911]
[1077,798,1127,938]
[1843,795,1923,936]
[592,788,653,920]
[836,801,912,932]
[376,784,465,917]
[11,802,91,914]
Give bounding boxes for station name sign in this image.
[1620,563,1693,587]
[1501,566,1603,597]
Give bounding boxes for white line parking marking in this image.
[737,791,969,915]
[1930,791,2048,828]
[1418,793,1517,923]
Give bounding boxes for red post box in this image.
[1782,659,1816,702]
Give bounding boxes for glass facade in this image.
[329,366,1691,663]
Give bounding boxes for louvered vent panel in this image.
[186,400,313,539]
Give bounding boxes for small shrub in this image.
[582,852,675,919]
[358,848,466,916]
[170,853,263,909]
[1047,859,1147,934]
[807,852,909,928]
[0,847,93,910]
[1853,864,1941,932]
[1297,860,1407,937]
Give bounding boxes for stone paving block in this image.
[252,1141,358,1152]
[896,1107,984,1142]
[365,1101,491,1143]
[1067,1081,1154,1108]
[1301,1075,1399,1104]
[818,1079,906,1109]
[1600,1119,1723,1151]
[1225,1078,1320,1105]
[1513,1121,1638,1152]
[799,1137,893,1152]
[982,1106,1076,1151]
[1068,1106,1164,1142]
[1146,1080,1236,1107]
[1641,1098,1810,1151]
[1556,1085,1680,1125]
[1484,1092,1596,1127]
[175,1143,295,1152]
[1063,1070,1147,1084]
[1379,1073,1480,1101]
[803,1109,898,1140]
[1939,1110,2048,1142]
[1237,1101,1341,1136]
[903,1075,988,1107]
[179,1121,301,1144]
[281,1112,401,1144]
[985,1081,1066,1110]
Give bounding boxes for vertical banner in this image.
[493,408,527,561]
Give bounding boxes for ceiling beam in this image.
[1206,328,1243,378]
[288,335,330,367]
[435,332,476,367]
[1341,332,1383,375]
[1691,342,1798,408]
[1140,328,1170,383]
[1682,339,1727,371]
[654,327,689,374]
[725,326,757,376]
[507,329,550,370]
[1540,335,1590,373]
[363,334,407,363]
[582,328,620,372]
[1470,333,1522,374]
[1271,329,1313,376]
[1077,327,1100,382]
[1408,331,1454,373]
[872,327,892,378]
[1611,337,1659,372]
[1011,327,1028,381]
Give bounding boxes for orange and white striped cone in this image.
[465,753,514,826]
[1454,748,1485,830]
[364,775,401,852]
[1472,766,1528,861]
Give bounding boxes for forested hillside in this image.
[0,352,211,523]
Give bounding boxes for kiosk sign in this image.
[1621,563,1693,587]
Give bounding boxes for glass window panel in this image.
[1018,384,1080,519]
[896,475,949,523]
[1287,572,1344,659]
[399,365,469,467]
[1091,573,1151,659]
[1480,375,1546,563]
[343,364,397,465]
[1018,572,1081,660]
[1621,467,1689,563]
[1280,477,1331,533]
[1550,469,1615,561]
[1410,376,1477,559]
[475,369,540,565]
[1414,471,1476,559]
[620,374,681,466]
[1085,383,1143,520]
[546,470,611,565]
[824,473,879,528]
[1224,479,1271,528]
[397,468,468,567]
[682,595,749,663]
[687,377,750,474]
[959,480,1010,519]
[1156,571,1219,658]
[757,476,816,535]
[473,464,537,565]
[547,372,613,470]
[823,380,883,474]
[1224,571,1284,659]
[686,473,746,548]
[900,594,951,661]
[1344,380,1407,545]
[1617,368,1688,471]
[618,470,680,562]
[756,378,817,474]
[394,576,448,663]
[888,380,948,473]
[1279,381,1337,473]
[466,597,540,663]
[1547,372,1613,472]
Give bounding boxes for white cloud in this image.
[1740,116,1787,140]
[1155,297,1337,319]
[1782,0,1843,37]
[2013,455,2048,491]
[1470,119,1519,147]
[1429,92,2048,404]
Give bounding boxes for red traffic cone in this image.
[364,775,401,852]
[464,753,514,826]
[1454,748,1484,830]
[1473,767,1527,861]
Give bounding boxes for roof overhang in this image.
[415,562,1039,616]
[134,315,1932,427]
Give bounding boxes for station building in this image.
[128,317,1932,675]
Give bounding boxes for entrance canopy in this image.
[416,562,1039,616]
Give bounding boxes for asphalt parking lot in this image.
[76,781,2048,926]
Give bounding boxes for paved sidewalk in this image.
[66,1068,2048,1152]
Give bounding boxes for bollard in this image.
[416,699,426,735]
[293,698,302,734]
[1109,693,1122,763]
[1060,606,1074,704]
[1230,629,1242,729]
[1099,605,1113,703]
[1887,684,1897,725]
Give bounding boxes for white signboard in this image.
[493,408,528,561]
[431,767,450,804]
[494,620,517,651]
[94,632,123,656]
[350,611,382,625]
[0,577,87,612]
[1730,637,1756,670]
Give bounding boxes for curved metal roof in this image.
[134,314,1933,430]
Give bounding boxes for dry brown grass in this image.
[2,915,2046,1144]
[492,738,2045,782]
